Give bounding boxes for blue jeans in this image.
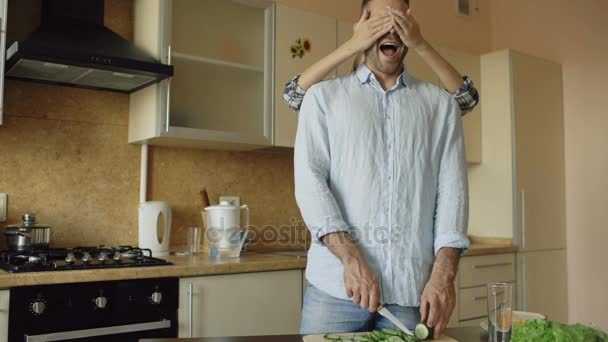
[300,284,421,334]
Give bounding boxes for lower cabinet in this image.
[0,290,8,342]
[517,250,568,323]
[178,270,303,338]
[454,253,517,327]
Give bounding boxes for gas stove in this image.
[0,246,172,273]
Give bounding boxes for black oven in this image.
[9,277,178,341]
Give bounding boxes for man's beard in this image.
[365,43,409,76]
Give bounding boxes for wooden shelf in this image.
[172,51,264,73]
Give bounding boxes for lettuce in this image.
[511,320,608,342]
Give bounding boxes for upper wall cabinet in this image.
[274,4,337,148]
[438,46,482,164]
[129,0,274,150]
[0,0,7,126]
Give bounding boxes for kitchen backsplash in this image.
[0,0,307,251]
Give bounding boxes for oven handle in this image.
[25,319,171,342]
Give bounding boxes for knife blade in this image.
[377,305,415,336]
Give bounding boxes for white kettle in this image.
[139,201,172,256]
[204,201,249,257]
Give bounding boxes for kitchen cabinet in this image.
[478,49,567,317]
[517,250,568,323]
[0,289,8,342]
[455,253,516,327]
[274,4,337,148]
[404,49,439,86]
[178,270,302,338]
[438,46,482,164]
[0,0,7,126]
[129,0,275,150]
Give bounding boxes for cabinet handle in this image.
[472,295,488,301]
[188,282,193,338]
[521,190,526,249]
[165,45,172,133]
[522,256,527,311]
[471,262,513,269]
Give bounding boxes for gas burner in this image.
[0,245,171,273]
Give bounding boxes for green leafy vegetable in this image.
[511,319,608,342]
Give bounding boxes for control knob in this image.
[30,301,46,315]
[94,296,108,309]
[150,291,163,305]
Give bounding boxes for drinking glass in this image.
[487,282,513,342]
[187,226,202,255]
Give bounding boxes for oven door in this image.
[10,278,179,342]
[25,319,172,342]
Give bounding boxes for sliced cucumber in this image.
[381,328,400,336]
[414,323,433,340]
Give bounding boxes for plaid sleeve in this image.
[283,75,307,112]
[451,76,480,115]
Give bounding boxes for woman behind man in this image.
[283,5,479,114]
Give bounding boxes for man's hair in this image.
[361,0,410,13]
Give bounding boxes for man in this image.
[294,0,469,339]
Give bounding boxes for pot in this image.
[4,214,51,251]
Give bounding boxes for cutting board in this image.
[303,333,458,342]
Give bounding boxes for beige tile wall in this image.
[0,0,307,251]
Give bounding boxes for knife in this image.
[377,305,415,336]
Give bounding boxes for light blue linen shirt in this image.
[294,65,470,307]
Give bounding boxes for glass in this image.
[170,0,267,135]
[487,283,513,342]
[187,227,202,255]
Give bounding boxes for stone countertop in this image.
[0,252,307,288]
[0,238,516,288]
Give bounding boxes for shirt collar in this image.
[356,64,410,88]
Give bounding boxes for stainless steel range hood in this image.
[4,0,173,93]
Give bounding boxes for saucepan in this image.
[3,214,51,251]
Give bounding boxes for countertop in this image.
[0,238,516,288]
[139,328,486,342]
[0,252,307,288]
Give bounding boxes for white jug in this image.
[138,201,172,256]
[204,201,249,257]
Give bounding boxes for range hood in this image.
[5,0,173,93]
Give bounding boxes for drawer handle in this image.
[471,262,513,269]
[472,296,488,301]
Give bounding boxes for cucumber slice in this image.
[381,328,400,336]
[324,334,344,341]
[414,323,433,340]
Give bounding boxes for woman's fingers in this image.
[371,23,393,41]
[359,8,370,23]
[369,15,393,29]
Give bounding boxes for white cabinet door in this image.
[0,0,8,126]
[178,270,302,338]
[437,46,482,164]
[517,250,568,323]
[404,49,438,86]
[0,290,8,342]
[130,0,274,150]
[512,51,566,251]
[274,4,337,148]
